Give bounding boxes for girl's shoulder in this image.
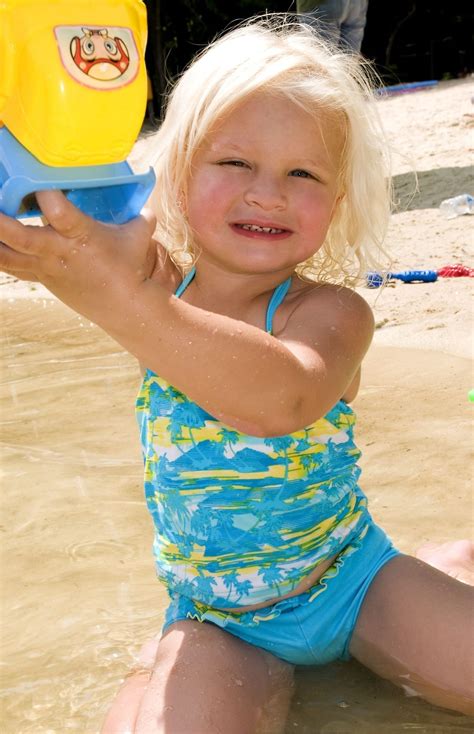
[274,278,374,361]
[279,279,374,334]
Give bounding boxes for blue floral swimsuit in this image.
[136,269,399,665]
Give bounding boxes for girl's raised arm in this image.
[0,191,372,437]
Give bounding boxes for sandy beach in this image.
[1,77,473,732]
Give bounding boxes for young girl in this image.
[1,15,473,734]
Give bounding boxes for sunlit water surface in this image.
[1,298,473,733]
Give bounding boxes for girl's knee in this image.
[136,620,293,734]
[161,618,295,702]
[159,619,274,687]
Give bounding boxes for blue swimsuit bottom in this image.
[163,521,400,666]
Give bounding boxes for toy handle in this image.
[0,9,15,115]
[393,270,438,283]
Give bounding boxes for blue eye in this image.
[290,169,314,179]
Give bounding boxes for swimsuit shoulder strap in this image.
[175,267,291,334]
[265,277,292,334]
[174,267,196,297]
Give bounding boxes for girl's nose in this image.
[243,174,286,210]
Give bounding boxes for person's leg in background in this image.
[339,0,368,52]
[296,0,369,53]
[297,0,343,47]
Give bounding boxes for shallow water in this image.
[1,298,473,732]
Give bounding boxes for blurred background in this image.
[143,0,473,119]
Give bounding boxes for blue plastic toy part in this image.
[366,270,438,288]
[392,270,438,283]
[0,127,156,224]
[366,272,385,288]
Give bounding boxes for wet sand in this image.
[1,297,472,732]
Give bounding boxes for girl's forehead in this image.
[200,94,345,164]
[214,94,327,131]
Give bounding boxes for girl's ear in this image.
[326,189,345,229]
[331,190,345,215]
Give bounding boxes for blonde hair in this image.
[147,14,392,285]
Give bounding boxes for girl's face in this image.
[185,94,344,277]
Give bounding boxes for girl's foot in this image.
[415,540,474,585]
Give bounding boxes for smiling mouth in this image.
[236,223,287,234]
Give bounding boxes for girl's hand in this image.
[0,190,157,326]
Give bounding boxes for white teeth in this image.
[240,224,284,234]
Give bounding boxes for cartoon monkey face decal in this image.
[54,25,140,89]
[70,28,130,80]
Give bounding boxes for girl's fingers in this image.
[35,190,93,239]
[0,237,42,277]
[0,191,91,265]
[0,194,157,282]
[0,211,50,256]
[1,266,39,282]
[36,191,157,240]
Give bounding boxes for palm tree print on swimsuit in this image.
[136,371,370,607]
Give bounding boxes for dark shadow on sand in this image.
[392,165,474,212]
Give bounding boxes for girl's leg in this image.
[349,554,474,715]
[102,619,294,734]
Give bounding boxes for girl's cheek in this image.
[302,192,335,223]
[192,173,232,202]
